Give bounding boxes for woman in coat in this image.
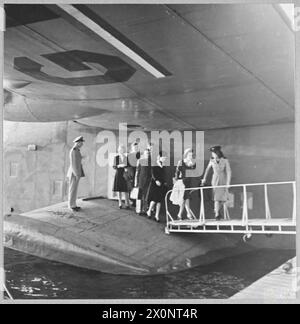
[127,142,141,207]
[201,146,232,220]
[146,151,168,222]
[175,148,196,220]
[113,145,130,209]
[135,148,152,215]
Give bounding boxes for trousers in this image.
[68,174,80,208]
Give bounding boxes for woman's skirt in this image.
[213,187,228,201]
[182,178,193,200]
[212,174,227,201]
[113,169,129,192]
[147,180,168,204]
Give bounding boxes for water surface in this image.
[4,248,295,299]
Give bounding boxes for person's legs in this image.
[136,188,143,214]
[68,176,74,209]
[141,195,148,213]
[185,199,193,219]
[178,201,185,219]
[136,199,142,213]
[130,198,136,207]
[68,175,80,209]
[147,201,156,217]
[117,192,123,208]
[124,192,130,208]
[214,200,221,219]
[74,178,80,204]
[155,203,161,221]
[222,202,230,220]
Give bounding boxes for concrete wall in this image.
[4,121,295,216]
[205,123,295,184]
[3,120,106,213]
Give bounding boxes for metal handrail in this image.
[3,284,13,300]
[165,181,296,228]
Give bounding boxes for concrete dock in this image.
[4,198,249,275]
[232,257,297,299]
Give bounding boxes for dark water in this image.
[4,248,295,299]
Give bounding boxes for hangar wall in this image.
[198,123,295,222]
[3,120,104,213]
[3,120,295,215]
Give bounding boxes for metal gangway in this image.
[165,181,296,241]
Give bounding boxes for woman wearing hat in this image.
[146,151,168,222]
[134,148,152,215]
[127,142,141,207]
[201,146,232,220]
[174,148,196,220]
[113,144,131,209]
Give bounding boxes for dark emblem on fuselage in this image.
[14,50,136,86]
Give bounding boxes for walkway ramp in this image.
[165,181,296,239]
[167,218,295,235]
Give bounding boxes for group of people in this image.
[67,136,232,221]
[112,142,167,222]
[112,142,232,222]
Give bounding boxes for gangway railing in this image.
[165,181,296,240]
[3,284,13,300]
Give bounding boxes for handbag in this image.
[170,180,185,205]
[224,190,234,208]
[130,187,139,200]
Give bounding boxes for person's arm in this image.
[124,155,129,171]
[152,167,161,186]
[202,160,212,184]
[127,153,133,168]
[71,149,81,177]
[151,166,157,181]
[225,159,232,187]
[174,160,182,180]
[134,159,140,187]
[113,155,118,170]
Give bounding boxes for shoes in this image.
[215,215,222,221]
[147,209,154,218]
[70,206,81,212]
[130,199,136,207]
[119,205,123,209]
[154,217,160,223]
[125,206,131,210]
[138,212,147,216]
[187,214,193,220]
[177,215,182,221]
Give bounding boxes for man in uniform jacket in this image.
[67,136,85,211]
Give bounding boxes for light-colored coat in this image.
[67,146,85,178]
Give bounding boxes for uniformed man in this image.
[67,136,85,211]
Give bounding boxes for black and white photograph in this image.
[1,1,300,304]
